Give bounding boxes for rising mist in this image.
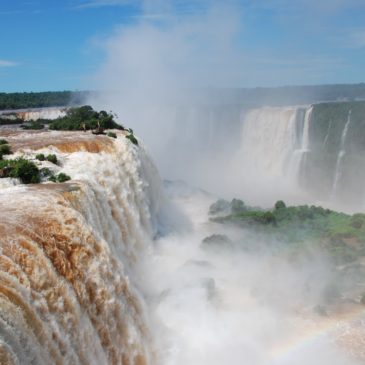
[85,1,365,364]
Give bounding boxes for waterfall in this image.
[239,107,299,178]
[301,106,312,152]
[332,110,352,197]
[287,106,313,182]
[0,117,363,365]
[323,119,332,147]
[0,132,162,365]
[235,106,312,204]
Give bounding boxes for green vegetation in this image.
[210,199,365,263]
[0,158,40,183]
[209,199,231,215]
[39,166,70,183]
[0,144,11,155]
[21,121,45,130]
[274,200,286,210]
[107,131,117,138]
[40,167,52,179]
[35,153,45,161]
[0,152,69,184]
[126,133,138,145]
[0,91,87,110]
[57,173,71,182]
[49,172,71,183]
[49,105,124,131]
[35,153,57,164]
[0,117,23,125]
[46,154,57,164]
[0,141,12,159]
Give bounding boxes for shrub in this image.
[0,143,12,159]
[8,158,40,184]
[0,139,8,145]
[40,167,53,179]
[107,131,117,138]
[0,144,11,155]
[297,206,314,220]
[126,133,138,146]
[21,121,44,130]
[231,199,247,214]
[275,200,286,210]
[46,154,57,164]
[209,199,231,215]
[0,117,24,125]
[49,172,71,183]
[351,213,365,229]
[57,172,71,182]
[253,211,277,225]
[36,153,45,161]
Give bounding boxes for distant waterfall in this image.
[238,106,311,186]
[332,110,352,197]
[288,106,313,182]
[323,119,333,147]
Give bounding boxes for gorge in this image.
[0,99,365,364]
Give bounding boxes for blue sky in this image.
[1,0,365,92]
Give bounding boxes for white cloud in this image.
[76,0,133,9]
[0,60,18,67]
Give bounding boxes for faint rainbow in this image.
[268,305,365,364]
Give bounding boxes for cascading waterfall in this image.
[0,122,363,365]
[0,107,66,122]
[238,106,313,181]
[234,106,312,205]
[238,107,299,179]
[287,106,313,182]
[0,132,162,365]
[331,110,352,198]
[323,119,333,147]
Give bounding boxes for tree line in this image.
[0,91,89,110]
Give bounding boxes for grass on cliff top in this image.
[210,199,365,263]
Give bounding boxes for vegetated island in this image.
[208,198,365,264]
[207,198,365,314]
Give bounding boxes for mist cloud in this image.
[89,0,365,197]
[95,1,244,96]
[86,2,365,363]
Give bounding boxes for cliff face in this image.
[0,130,161,365]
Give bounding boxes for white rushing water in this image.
[237,106,315,183]
[230,106,312,206]
[332,110,352,198]
[0,107,67,121]
[0,133,161,364]
[0,130,363,364]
